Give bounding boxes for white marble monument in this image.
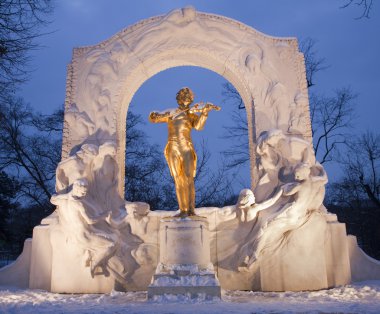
[1,7,380,293]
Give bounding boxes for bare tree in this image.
[328,131,380,208]
[310,87,356,164]
[194,140,234,207]
[222,82,245,109]
[124,111,171,209]
[0,171,19,246]
[341,0,373,19]
[299,38,328,88]
[344,131,380,207]
[220,104,249,169]
[0,96,62,209]
[0,0,52,100]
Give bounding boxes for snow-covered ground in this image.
[1,281,380,313]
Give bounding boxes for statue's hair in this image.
[80,144,98,156]
[176,87,194,104]
[73,178,88,187]
[294,162,311,178]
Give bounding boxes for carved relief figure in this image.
[236,130,328,271]
[254,129,312,202]
[55,144,98,193]
[65,103,96,139]
[149,87,220,217]
[51,179,119,277]
[236,188,282,222]
[243,48,289,129]
[245,162,328,267]
[91,141,122,214]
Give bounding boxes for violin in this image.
[188,102,221,114]
[170,102,221,119]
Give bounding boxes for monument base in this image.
[148,216,221,300]
[259,212,351,291]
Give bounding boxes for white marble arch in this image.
[62,6,311,196]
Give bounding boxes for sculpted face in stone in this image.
[99,142,117,157]
[294,163,310,181]
[76,144,98,163]
[72,179,88,198]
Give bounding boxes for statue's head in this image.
[76,144,98,161]
[72,179,88,198]
[294,163,310,181]
[237,188,255,207]
[99,141,117,157]
[176,87,194,108]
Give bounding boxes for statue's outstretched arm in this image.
[148,111,170,123]
[282,182,302,196]
[255,187,283,211]
[50,193,70,205]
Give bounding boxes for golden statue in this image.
[149,87,220,217]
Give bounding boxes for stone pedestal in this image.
[148,216,221,300]
[50,228,115,293]
[29,225,52,290]
[259,212,351,292]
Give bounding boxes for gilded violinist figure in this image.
[149,87,220,217]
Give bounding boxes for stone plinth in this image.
[50,228,114,293]
[259,212,351,292]
[148,216,221,299]
[159,217,211,267]
[29,225,52,290]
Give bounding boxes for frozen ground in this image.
[1,281,380,314]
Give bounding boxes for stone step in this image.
[152,273,217,280]
[147,284,221,299]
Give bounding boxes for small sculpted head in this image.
[76,144,98,161]
[237,189,256,208]
[72,179,88,198]
[294,163,311,181]
[99,141,117,157]
[176,87,194,109]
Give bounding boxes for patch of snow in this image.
[1,281,380,313]
[156,263,214,275]
[152,274,218,287]
[150,292,220,303]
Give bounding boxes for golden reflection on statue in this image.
[149,87,220,217]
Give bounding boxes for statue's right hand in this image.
[149,112,158,121]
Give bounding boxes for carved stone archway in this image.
[62,7,311,198]
[6,7,380,295]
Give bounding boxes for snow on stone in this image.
[1,280,380,313]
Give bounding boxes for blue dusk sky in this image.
[19,0,380,190]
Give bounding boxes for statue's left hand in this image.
[203,103,220,113]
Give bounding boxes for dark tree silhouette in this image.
[310,87,356,164]
[0,97,62,209]
[341,0,373,19]
[0,0,52,100]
